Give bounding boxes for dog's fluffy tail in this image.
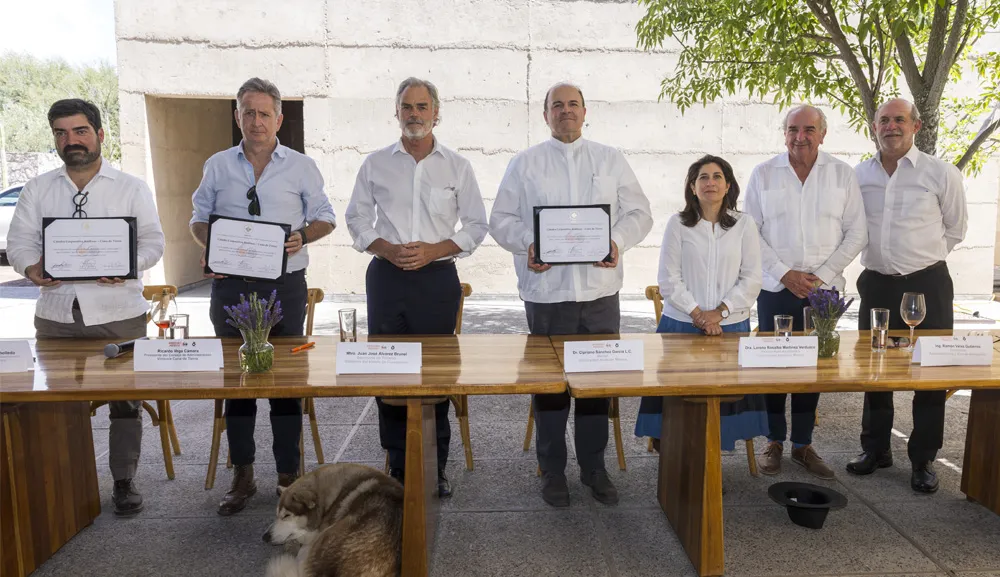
[264,554,301,577]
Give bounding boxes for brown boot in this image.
[791,445,835,480]
[218,464,257,516]
[760,441,783,475]
[276,472,298,496]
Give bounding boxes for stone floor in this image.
[2,280,999,577]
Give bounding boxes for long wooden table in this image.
[554,331,1000,577]
[0,334,567,577]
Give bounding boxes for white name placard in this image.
[564,340,644,373]
[911,335,994,366]
[738,336,818,368]
[134,339,224,372]
[0,340,33,373]
[336,342,422,375]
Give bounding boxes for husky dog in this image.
[262,463,403,577]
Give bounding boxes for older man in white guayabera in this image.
[744,104,868,481]
[490,82,653,508]
[345,77,489,500]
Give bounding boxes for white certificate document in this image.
[206,216,288,280]
[534,205,611,264]
[42,217,135,280]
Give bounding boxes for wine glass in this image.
[149,290,178,338]
[900,292,926,352]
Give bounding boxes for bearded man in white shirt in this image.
[745,105,868,480]
[490,82,653,507]
[346,77,489,499]
[7,99,165,516]
[847,98,967,494]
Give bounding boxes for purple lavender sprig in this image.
[224,290,283,334]
[806,286,854,322]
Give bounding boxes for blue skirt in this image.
[634,315,770,451]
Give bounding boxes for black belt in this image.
[375,256,456,269]
[219,269,306,284]
[876,261,947,280]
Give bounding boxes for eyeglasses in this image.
[72,191,88,218]
[246,185,260,216]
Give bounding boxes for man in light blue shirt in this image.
[189,77,336,516]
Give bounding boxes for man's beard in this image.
[401,120,430,139]
[60,144,101,167]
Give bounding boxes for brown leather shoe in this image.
[276,472,298,496]
[791,445,835,480]
[218,464,257,516]
[760,441,783,475]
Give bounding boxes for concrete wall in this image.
[145,97,232,287]
[115,0,1000,296]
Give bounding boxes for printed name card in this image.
[563,340,644,373]
[738,336,818,368]
[134,339,224,372]
[911,335,994,366]
[336,342,422,375]
[0,340,33,373]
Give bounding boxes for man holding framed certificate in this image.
[189,78,336,516]
[6,98,165,517]
[490,82,652,507]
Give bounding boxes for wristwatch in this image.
[719,306,730,319]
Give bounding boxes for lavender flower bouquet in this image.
[225,290,283,373]
[806,287,854,358]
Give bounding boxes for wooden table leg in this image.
[961,389,1000,514]
[657,396,725,577]
[400,398,439,577]
[1,402,101,577]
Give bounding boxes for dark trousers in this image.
[367,257,460,472]
[209,270,308,474]
[857,262,953,464]
[757,288,820,446]
[526,293,619,475]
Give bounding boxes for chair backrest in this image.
[645,285,663,321]
[142,285,178,337]
[305,288,325,337]
[455,283,473,335]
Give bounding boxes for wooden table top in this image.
[0,335,567,402]
[553,331,1000,398]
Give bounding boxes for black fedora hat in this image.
[768,482,848,529]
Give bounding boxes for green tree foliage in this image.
[636,0,1000,173]
[0,53,120,162]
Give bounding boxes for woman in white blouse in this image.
[636,154,769,451]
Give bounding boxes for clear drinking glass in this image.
[168,314,189,339]
[870,308,890,352]
[900,293,926,353]
[802,307,814,335]
[774,315,794,337]
[339,308,357,343]
[149,290,177,338]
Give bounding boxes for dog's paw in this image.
[264,554,301,577]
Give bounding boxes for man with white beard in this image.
[345,77,489,498]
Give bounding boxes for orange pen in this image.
[290,342,316,353]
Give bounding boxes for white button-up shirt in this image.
[658,211,761,325]
[6,160,165,326]
[190,141,337,273]
[346,139,488,258]
[855,145,967,275]
[490,137,653,304]
[744,151,868,293]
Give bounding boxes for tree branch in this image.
[955,115,1000,171]
[805,0,877,121]
[895,33,926,98]
[928,0,970,105]
[923,0,951,81]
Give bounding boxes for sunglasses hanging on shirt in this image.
[247,185,261,216]
[72,191,89,218]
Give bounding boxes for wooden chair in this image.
[384,283,475,473]
[645,286,759,476]
[204,288,327,490]
[89,285,181,480]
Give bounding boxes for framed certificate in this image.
[204,214,290,282]
[42,217,138,281]
[532,204,612,265]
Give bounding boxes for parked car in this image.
[0,185,23,266]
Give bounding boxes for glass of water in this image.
[870,308,889,352]
[339,308,357,343]
[802,307,815,335]
[168,314,189,340]
[774,315,794,337]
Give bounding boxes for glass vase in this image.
[811,321,841,358]
[239,328,274,373]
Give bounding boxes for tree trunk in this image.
[915,104,939,155]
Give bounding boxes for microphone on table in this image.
[104,337,147,359]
